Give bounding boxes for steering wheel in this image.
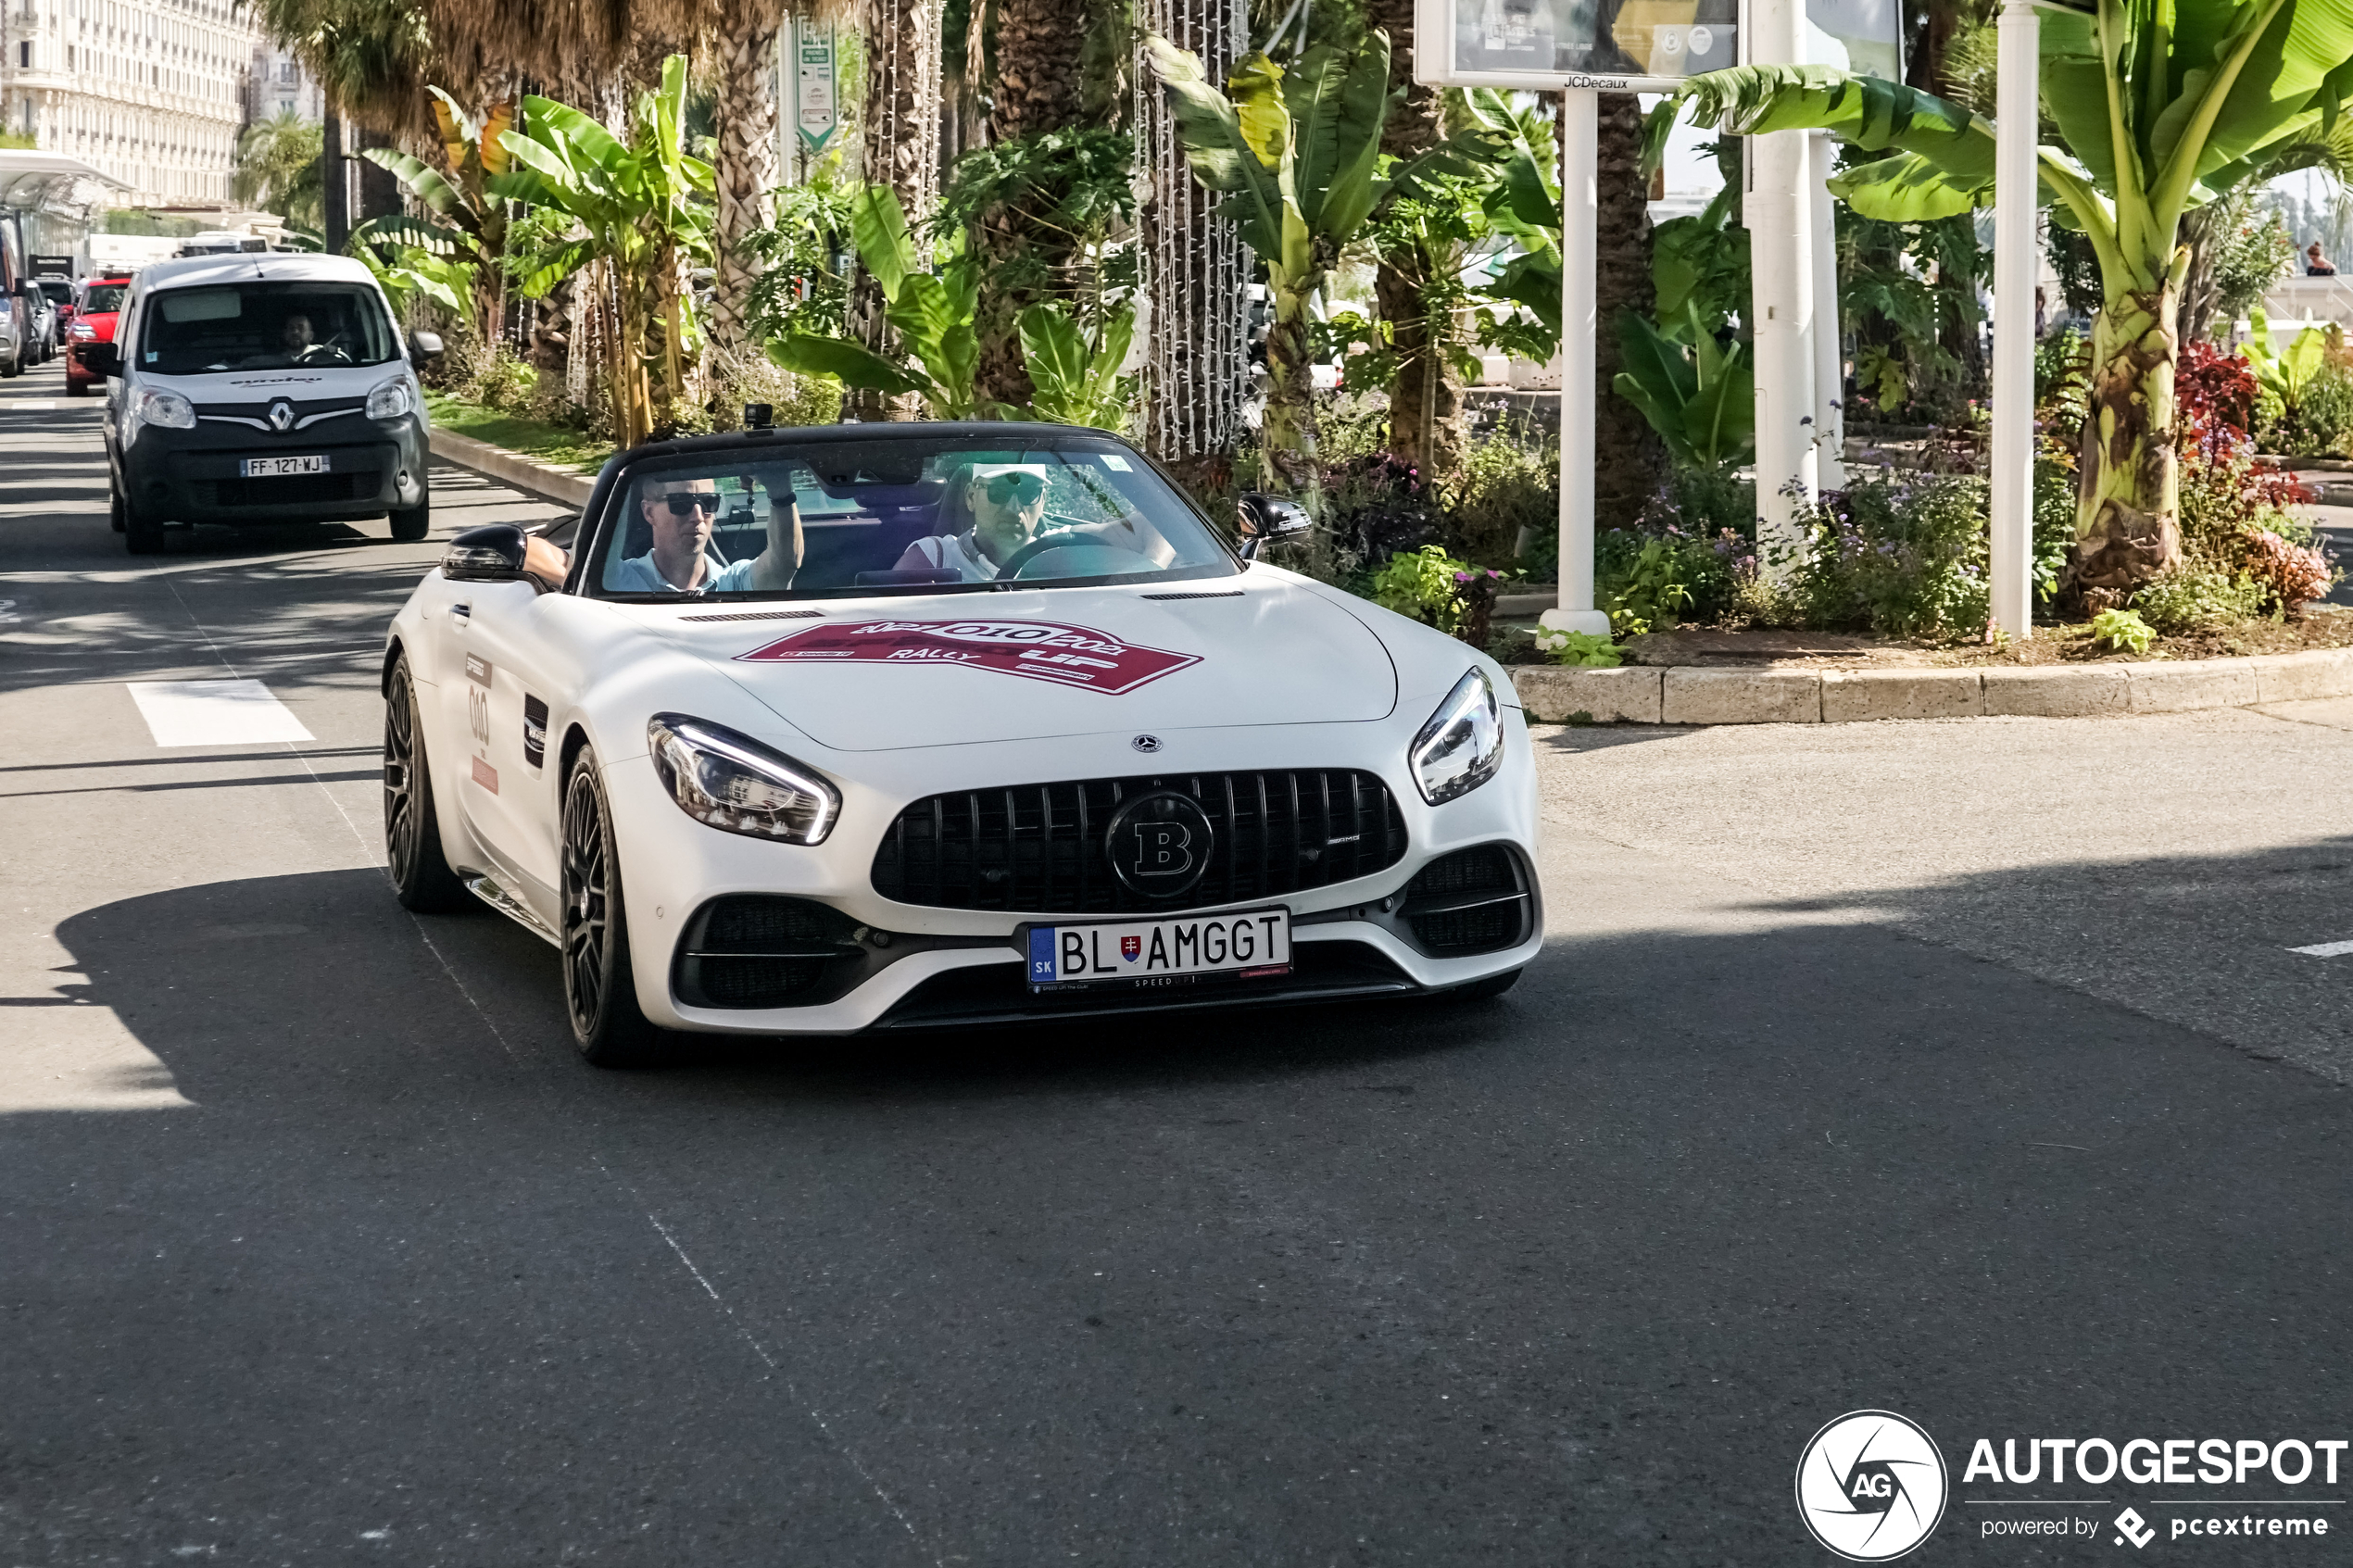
[992,529,1098,580]
[1006,541,1159,581]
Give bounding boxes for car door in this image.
[442,581,598,924]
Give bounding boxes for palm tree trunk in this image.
[2069,266,2185,599]
[1264,278,1322,508]
[858,0,944,419]
[1593,92,1665,524]
[971,0,1101,408]
[1367,0,1455,476]
[712,11,785,349]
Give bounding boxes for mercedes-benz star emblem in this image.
[268,399,296,433]
[1131,734,1162,753]
[1102,789,1214,898]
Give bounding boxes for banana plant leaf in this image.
[767,333,929,396]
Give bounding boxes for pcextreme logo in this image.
[1796,1410,1951,1562]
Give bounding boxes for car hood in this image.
[644,574,1401,752]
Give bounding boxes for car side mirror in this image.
[442,523,528,583]
[80,341,120,378]
[409,330,445,363]
[1235,492,1313,560]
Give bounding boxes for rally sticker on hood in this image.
[736,618,1200,695]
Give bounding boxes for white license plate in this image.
[1026,908,1290,989]
[239,455,329,477]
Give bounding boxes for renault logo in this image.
[1102,789,1214,898]
[268,398,295,432]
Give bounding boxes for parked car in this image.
[19,278,58,363]
[381,420,1541,1065]
[84,253,443,553]
[33,275,73,361]
[63,275,132,398]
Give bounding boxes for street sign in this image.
[1411,0,1899,88]
[792,21,839,156]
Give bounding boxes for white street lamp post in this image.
[1748,0,1818,579]
[1987,0,2041,639]
[1553,90,1611,636]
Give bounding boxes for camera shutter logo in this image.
[1794,1411,1948,1562]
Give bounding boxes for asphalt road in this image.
[6,356,2352,1566]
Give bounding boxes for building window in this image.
[277,58,293,82]
[17,40,29,66]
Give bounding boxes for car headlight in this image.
[68,320,95,342]
[365,375,413,420]
[1410,669,1505,805]
[648,713,839,845]
[130,386,196,431]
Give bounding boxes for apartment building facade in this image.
[0,0,261,207]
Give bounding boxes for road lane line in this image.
[2289,939,2353,957]
[126,679,316,746]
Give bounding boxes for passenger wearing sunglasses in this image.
[893,466,1051,581]
[608,476,802,594]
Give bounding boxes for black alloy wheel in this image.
[384,656,468,911]
[560,747,665,1067]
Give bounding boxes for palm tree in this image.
[1671,0,2353,596]
[233,111,325,233]
[244,0,436,144]
[854,0,945,416]
[1593,93,1664,524]
[1364,0,1457,476]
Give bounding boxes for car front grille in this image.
[211,470,380,507]
[871,770,1409,915]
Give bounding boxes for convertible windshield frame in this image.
[570,427,1249,605]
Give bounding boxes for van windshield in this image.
[138,282,397,376]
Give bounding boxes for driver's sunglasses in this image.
[985,471,1044,506]
[658,492,721,516]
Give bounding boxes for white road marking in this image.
[126,679,315,746]
[6,400,61,410]
[2289,939,2353,958]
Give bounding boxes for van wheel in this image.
[121,493,165,555]
[388,499,430,542]
[107,487,125,532]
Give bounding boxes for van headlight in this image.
[365,376,413,420]
[1409,669,1505,805]
[129,386,196,431]
[648,713,840,845]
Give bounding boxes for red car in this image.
[63,275,132,398]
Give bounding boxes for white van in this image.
[89,253,443,555]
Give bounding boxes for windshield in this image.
[583,435,1240,601]
[36,280,70,306]
[78,282,127,314]
[136,282,397,375]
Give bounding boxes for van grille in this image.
[211,470,379,507]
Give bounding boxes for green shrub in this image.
[2131,562,2264,632]
[1449,424,1558,563]
[1532,623,1622,666]
[2091,607,2156,652]
[1368,545,1472,631]
[1779,469,1991,638]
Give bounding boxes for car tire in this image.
[561,746,667,1067]
[120,491,164,555]
[0,345,18,379]
[66,378,87,398]
[107,486,125,532]
[1448,968,1522,1001]
[384,656,470,913]
[388,499,430,542]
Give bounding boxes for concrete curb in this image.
[1512,647,2353,724]
[428,424,598,509]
